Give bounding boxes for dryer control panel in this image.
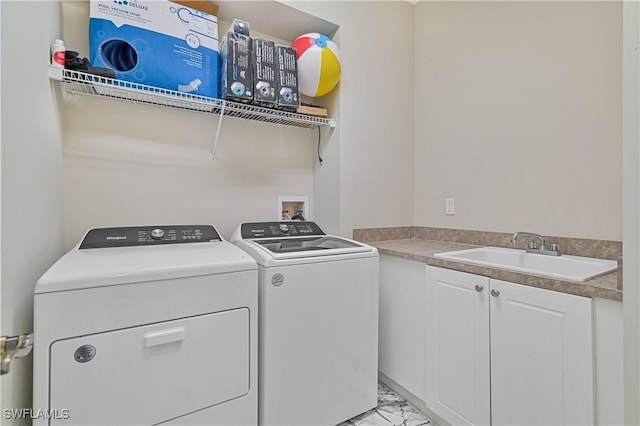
[240,221,325,239]
[80,225,221,249]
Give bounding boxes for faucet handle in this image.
[528,241,538,250]
[550,243,560,252]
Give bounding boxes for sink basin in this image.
[434,247,617,282]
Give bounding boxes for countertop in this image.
[370,238,622,302]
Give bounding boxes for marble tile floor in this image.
[339,382,433,426]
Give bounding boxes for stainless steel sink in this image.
[434,247,617,282]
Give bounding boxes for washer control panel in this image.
[79,225,221,249]
[240,221,325,239]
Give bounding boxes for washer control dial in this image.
[150,228,165,240]
[279,224,290,233]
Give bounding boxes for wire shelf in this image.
[51,68,336,129]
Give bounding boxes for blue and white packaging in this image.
[89,0,220,98]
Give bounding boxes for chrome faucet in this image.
[511,231,560,256]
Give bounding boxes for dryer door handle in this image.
[143,327,186,347]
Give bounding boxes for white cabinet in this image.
[378,255,428,401]
[593,298,624,426]
[425,267,490,425]
[425,266,594,426]
[490,279,594,425]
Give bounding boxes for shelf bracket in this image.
[323,124,335,144]
[48,66,64,81]
[315,124,336,166]
[211,102,226,160]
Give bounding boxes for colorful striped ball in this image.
[291,33,341,98]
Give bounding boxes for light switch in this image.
[445,198,455,215]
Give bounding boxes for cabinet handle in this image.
[143,327,186,347]
[475,284,484,292]
[491,289,500,297]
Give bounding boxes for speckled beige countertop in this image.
[370,238,622,302]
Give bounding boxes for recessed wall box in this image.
[277,196,310,221]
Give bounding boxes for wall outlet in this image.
[445,198,455,215]
[278,196,310,221]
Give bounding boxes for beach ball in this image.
[291,33,341,97]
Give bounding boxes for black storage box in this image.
[220,32,253,103]
[275,45,299,111]
[252,38,277,107]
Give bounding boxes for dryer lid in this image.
[36,236,256,294]
[254,235,362,254]
[230,221,377,263]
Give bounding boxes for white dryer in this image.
[230,221,379,426]
[33,225,258,426]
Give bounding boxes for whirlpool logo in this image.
[271,273,285,287]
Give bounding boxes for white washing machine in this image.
[33,225,258,426]
[230,221,379,426]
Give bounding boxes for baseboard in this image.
[378,372,449,426]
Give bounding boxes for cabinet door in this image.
[425,266,491,425]
[490,279,594,425]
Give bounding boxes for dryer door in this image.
[49,308,249,425]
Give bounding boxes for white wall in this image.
[1,1,65,420]
[327,1,415,238]
[414,1,622,241]
[0,0,4,409]
[62,103,316,245]
[623,1,640,423]
[288,1,416,238]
